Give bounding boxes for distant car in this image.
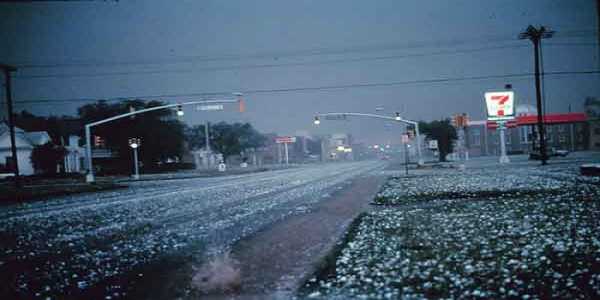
[552,149,569,157]
[529,149,569,160]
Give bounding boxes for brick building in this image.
[465,105,589,157]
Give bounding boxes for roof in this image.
[0,122,25,136]
[0,122,50,147]
[482,113,588,129]
[25,131,51,146]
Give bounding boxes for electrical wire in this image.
[12,45,532,80]
[5,70,599,106]
[13,34,522,69]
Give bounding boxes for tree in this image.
[584,97,600,119]
[31,142,66,175]
[185,122,266,162]
[418,119,457,162]
[14,110,80,145]
[78,100,185,168]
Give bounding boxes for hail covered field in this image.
[305,154,600,299]
[0,161,385,299]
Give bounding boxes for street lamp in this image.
[176,105,184,117]
[314,116,320,125]
[128,138,141,180]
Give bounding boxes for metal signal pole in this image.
[519,25,554,165]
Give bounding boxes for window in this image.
[546,126,553,142]
[471,129,481,146]
[558,124,566,132]
[520,126,532,144]
[559,135,566,143]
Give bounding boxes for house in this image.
[0,123,51,175]
[584,97,600,150]
[63,135,85,173]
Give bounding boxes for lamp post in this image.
[128,138,141,180]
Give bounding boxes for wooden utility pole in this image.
[519,26,554,165]
[1,64,20,188]
[597,0,600,69]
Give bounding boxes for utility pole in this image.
[1,64,20,188]
[597,0,600,69]
[519,25,554,165]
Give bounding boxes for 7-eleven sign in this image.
[485,91,515,121]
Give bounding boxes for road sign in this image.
[275,136,296,144]
[486,120,518,130]
[428,140,438,150]
[485,91,515,121]
[401,134,410,144]
[196,104,224,111]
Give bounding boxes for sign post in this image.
[402,134,410,175]
[485,91,515,164]
[275,136,296,165]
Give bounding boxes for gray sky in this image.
[1,0,599,144]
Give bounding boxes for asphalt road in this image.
[0,160,386,299]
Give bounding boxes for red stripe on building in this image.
[485,113,587,130]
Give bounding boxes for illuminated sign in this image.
[485,91,515,121]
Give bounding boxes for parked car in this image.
[529,149,570,160]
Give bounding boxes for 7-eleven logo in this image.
[485,91,515,120]
[491,95,510,116]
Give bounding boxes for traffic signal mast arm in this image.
[314,112,423,165]
[85,97,243,183]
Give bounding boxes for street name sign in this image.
[485,91,515,121]
[324,114,347,121]
[196,104,224,111]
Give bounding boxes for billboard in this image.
[275,136,297,144]
[484,91,515,121]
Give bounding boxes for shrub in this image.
[30,142,66,175]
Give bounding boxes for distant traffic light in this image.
[93,135,105,147]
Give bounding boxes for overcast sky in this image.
[1,0,599,144]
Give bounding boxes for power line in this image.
[13,45,532,80]
[7,70,599,106]
[8,28,596,70]
[13,34,521,69]
[12,42,599,80]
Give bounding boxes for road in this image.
[0,161,386,299]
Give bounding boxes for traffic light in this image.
[238,97,245,113]
[93,135,105,147]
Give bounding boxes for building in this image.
[63,135,85,173]
[585,97,600,150]
[466,105,589,157]
[0,123,51,175]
